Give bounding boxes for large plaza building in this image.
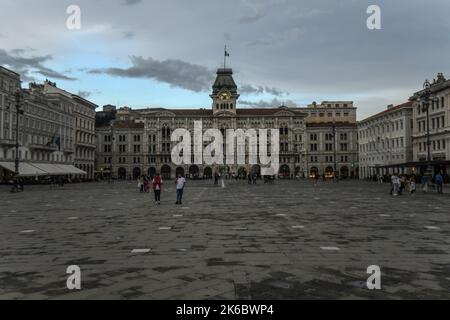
[358,102,413,179]
[410,73,450,177]
[303,102,359,179]
[0,66,97,181]
[96,68,359,180]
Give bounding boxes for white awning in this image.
[54,164,86,175]
[0,162,87,176]
[30,163,69,176]
[0,162,48,177]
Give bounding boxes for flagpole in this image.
[224,45,226,69]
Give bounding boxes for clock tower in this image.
[210,68,239,115]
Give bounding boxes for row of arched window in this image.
[216,103,233,110]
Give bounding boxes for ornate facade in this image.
[358,102,413,179]
[410,73,450,176]
[96,68,359,180]
[302,102,359,178]
[0,66,96,181]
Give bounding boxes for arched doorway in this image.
[203,167,213,179]
[133,167,141,179]
[325,166,334,179]
[279,165,290,178]
[161,165,171,179]
[189,165,200,179]
[238,167,247,179]
[118,167,127,179]
[148,167,156,178]
[309,167,319,179]
[176,167,185,177]
[340,166,349,179]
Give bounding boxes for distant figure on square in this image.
[175,174,186,205]
[409,176,416,195]
[138,176,144,193]
[435,172,443,194]
[421,174,429,193]
[152,173,162,205]
[214,172,219,185]
[144,176,150,193]
[390,173,400,196]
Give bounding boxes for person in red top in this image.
[152,173,162,205]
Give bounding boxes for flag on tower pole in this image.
[224,46,230,68]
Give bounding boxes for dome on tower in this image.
[211,68,238,96]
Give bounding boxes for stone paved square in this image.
[1,180,449,300]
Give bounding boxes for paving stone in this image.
[1,180,450,299]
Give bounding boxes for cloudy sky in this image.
[1,0,449,119]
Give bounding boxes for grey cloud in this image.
[2,0,449,118]
[123,0,142,6]
[239,98,297,108]
[240,84,285,96]
[88,56,215,92]
[36,66,77,81]
[239,11,265,24]
[77,91,92,98]
[0,49,77,81]
[122,31,136,39]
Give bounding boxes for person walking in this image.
[409,176,416,196]
[391,173,399,196]
[175,174,186,205]
[152,173,162,205]
[435,172,443,194]
[144,177,150,193]
[398,175,405,195]
[421,174,429,193]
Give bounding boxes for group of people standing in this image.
[137,174,186,205]
[389,174,416,196]
[389,172,444,196]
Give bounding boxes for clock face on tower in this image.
[219,91,230,101]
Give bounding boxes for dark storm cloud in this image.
[88,56,287,95]
[89,56,215,92]
[2,0,449,118]
[0,49,77,81]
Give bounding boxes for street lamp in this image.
[332,120,338,182]
[419,79,432,176]
[109,121,115,182]
[6,89,25,177]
